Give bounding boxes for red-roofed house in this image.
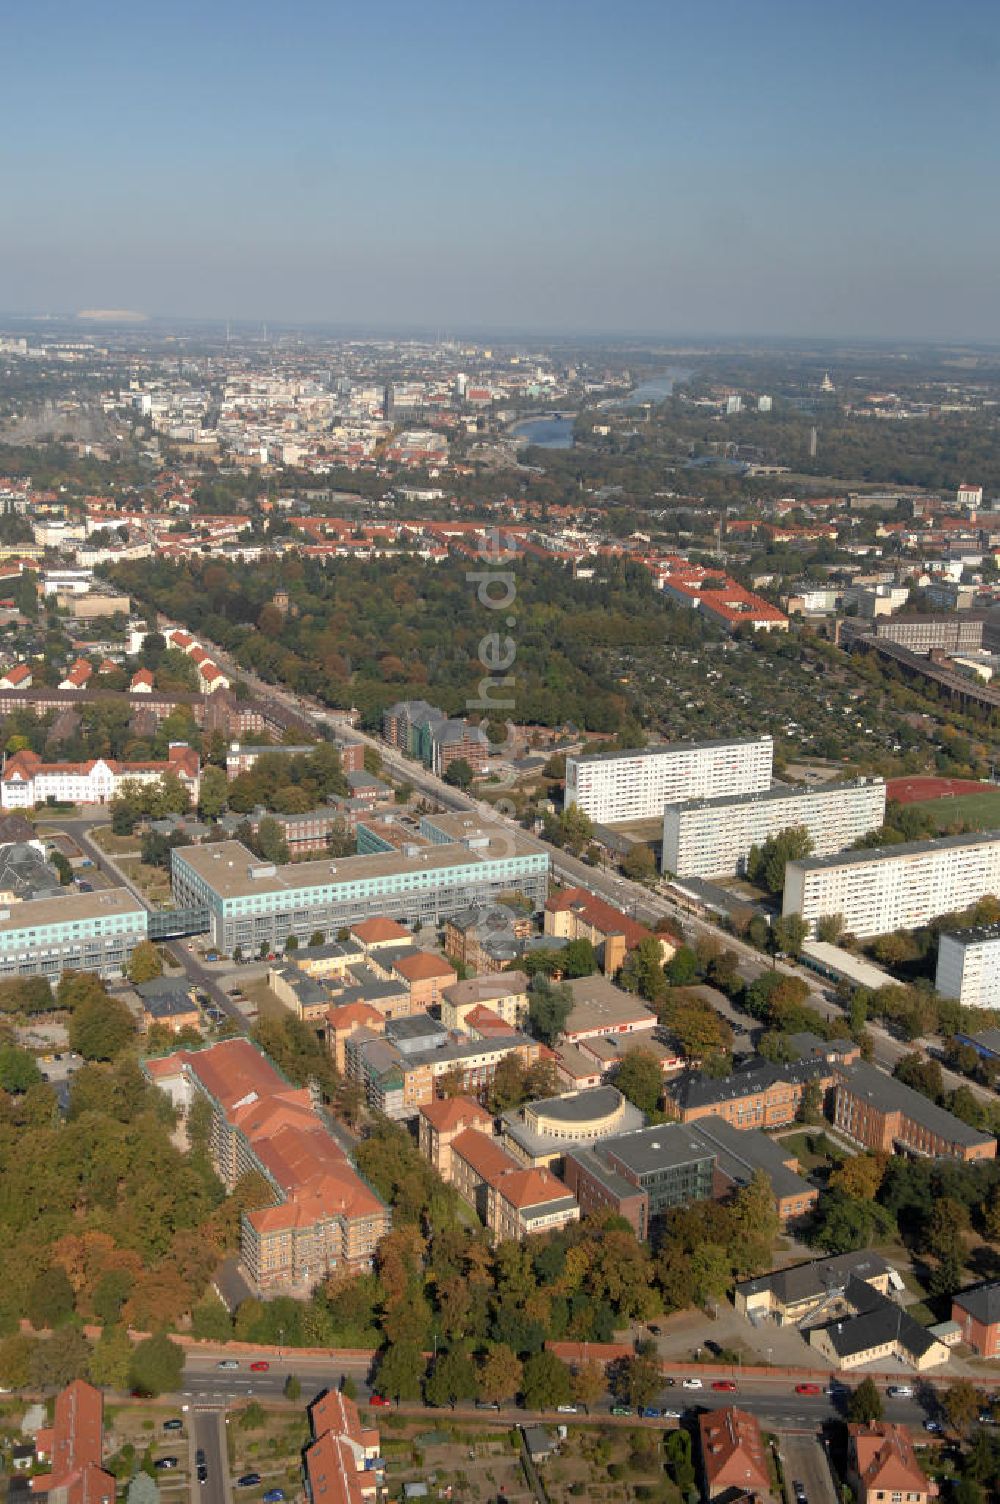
[350,917,413,951]
[130,668,154,693]
[144,1038,390,1294]
[545,887,678,974]
[0,663,32,689]
[418,1095,493,1180]
[388,950,457,1009]
[699,1407,775,1504]
[59,658,94,691]
[30,1380,115,1504]
[488,1165,580,1241]
[304,1386,380,1504]
[848,1424,936,1504]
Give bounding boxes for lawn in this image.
[89,825,143,857]
[909,789,1000,831]
[773,1130,845,1178]
[116,855,173,907]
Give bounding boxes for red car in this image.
[250,1361,270,1372]
[795,1383,821,1396]
[368,1395,391,1408]
[711,1381,738,1392]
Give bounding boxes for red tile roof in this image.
[418,1096,492,1133]
[545,886,658,951]
[392,951,457,983]
[699,1407,772,1497]
[351,917,411,944]
[850,1424,935,1498]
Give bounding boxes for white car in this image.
[662,1408,683,1419]
[556,1405,578,1414]
[887,1385,913,1399]
[682,1378,703,1390]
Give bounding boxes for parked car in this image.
[611,1405,632,1416]
[368,1395,391,1408]
[711,1381,737,1393]
[250,1361,270,1372]
[237,1474,262,1488]
[556,1405,578,1414]
[154,1458,178,1470]
[923,1421,942,1434]
[795,1384,821,1396]
[639,1407,660,1419]
[888,1385,914,1399]
[263,1492,285,1502]
[163,1420,183,1432]
[662,1409,682,1420]
[682,1378,703,1390]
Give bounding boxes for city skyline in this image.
[6,0,1000,339]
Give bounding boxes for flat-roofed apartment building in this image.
[783,831,1000,939]
[145,1038,391,1295]
[834,1060,996,1162]
[0,887,147,981]
[170,823,548,952]
[662,777,886,879]
[870,612,985,652]
[564,735,773,824]
[935,925,1000,1008]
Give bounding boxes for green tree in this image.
[527,979,573,1045]
[772,912,809,958]
[614,1048,664,1116]
[443,758,474,790]
[477,1344,523,1409]
[69,990,136,1060]
[622,845,656,882]
[29,1328,92,1388]
[130,1333,185,1396]
[689,1244,732,1306]
[665,1429,696,1492]
[0,1332,36,1388]
[128,940,163,984]
[374,1341,425,1402]
[619,936,668,1002]
[28,1266,75,1329]
[283,1374,301,1401]
[617,1353,662,1408]
[521,1351,572,1410]
[238,1400,266,1430]
[748,826,814,895]
[666,945,698,986]
[797,1078,824,1126]
[848,1376,884,1424]
[88,1325,134,1391]
[198,765,229,820]
[0,1044,42,1093]
[424,1347,477,1409]
[562,938,598,978]
[255,815,290,865]
[126,1474,159,1504]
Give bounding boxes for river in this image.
[510,365,693,448]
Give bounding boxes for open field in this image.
[906,789,1000,830]
[886,776,1000,805]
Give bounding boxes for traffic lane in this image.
[778,1433,839,1504]
[191,1408,230,1504]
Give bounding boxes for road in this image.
[190,1406,231,1504]
[779,1432,839,1504]
[179,1354,949,1436]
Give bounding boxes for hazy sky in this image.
[5,0,1000,338]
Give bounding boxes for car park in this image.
[237,1474,262,1488]
[682,1378,703,1390]
[795,1384,821,1396]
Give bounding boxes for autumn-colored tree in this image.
[829,1153,888,1202]
[477,1344,523,1408]
[570,1360,605,1413]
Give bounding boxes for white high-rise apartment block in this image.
[662,777,886,879]
[935,926,1000,1008]
[565,736,773,825]
[757,395,773,413]
[783,831,1000,939]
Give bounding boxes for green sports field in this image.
[907,788,1000,831]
